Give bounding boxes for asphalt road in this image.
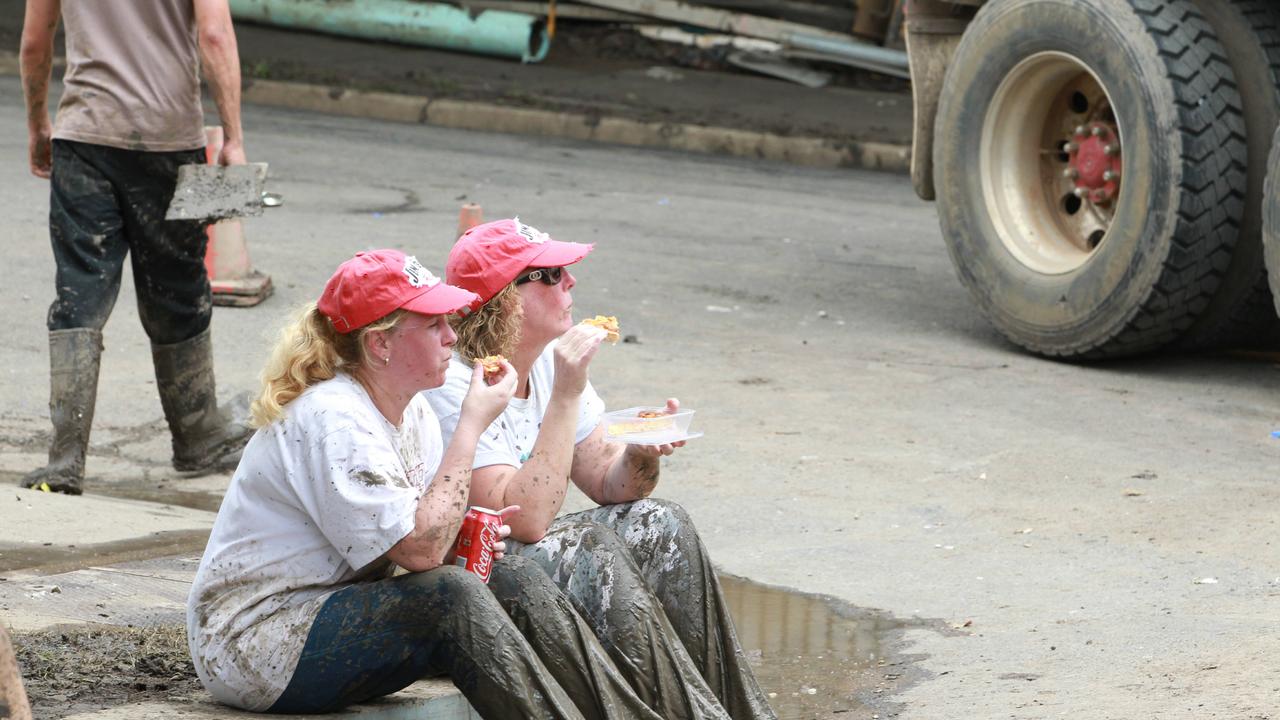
[2,76,1279,718]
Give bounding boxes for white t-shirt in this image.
[425,342,603,469]
[187,372,441,711]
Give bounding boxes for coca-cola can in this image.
[452,506,503,583]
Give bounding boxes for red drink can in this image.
[452,506,503,583]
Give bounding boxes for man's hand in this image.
[216,137,246,166]
[28,120,52,178]
[21,0,59,181]
[195,0,245,169]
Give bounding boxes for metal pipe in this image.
[228,0,550,63]
[786,32,909,71]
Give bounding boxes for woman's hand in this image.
[491,505,521,561]
[626,398,688,459]
[460,358,516,430]
[552,324,606,397]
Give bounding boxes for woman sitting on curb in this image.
[425,218,778,720]
[186,249,675,718]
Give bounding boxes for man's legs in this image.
[109,147,251,472]
[267,565,586,718]
[21,140,130,494]
[512,521,734,720]
[557,500,777,720]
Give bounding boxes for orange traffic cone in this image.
[202,127,273,307]
[457,202,483,238]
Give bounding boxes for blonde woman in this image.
[426,219,776,720]
[186,250,669,719]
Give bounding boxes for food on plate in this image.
[607,409,674,436]
[581,315,620,344]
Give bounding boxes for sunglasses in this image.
[515,266,564,286]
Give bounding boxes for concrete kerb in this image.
[245,79,911,172]
[0,52,909,172]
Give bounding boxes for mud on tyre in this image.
[933,0,1247,359]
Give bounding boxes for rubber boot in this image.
[151,328,253,473]
[20,329,103,496]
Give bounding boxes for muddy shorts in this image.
[47,139,210,345]
[509,498,777,720]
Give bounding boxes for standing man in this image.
[19,0,252,495]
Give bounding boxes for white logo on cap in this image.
[513,217,549,245]
[402,256,439,288]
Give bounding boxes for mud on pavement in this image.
[13,625,202,719]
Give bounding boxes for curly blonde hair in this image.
[250,303,409,427]
[451,283,522,361]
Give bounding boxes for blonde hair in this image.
[250,303,409,427]
[451,283,523,361]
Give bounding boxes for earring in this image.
[384,356,390,365]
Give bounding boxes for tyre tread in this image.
[1070,0,1245,358]
[1179,0,1280,349]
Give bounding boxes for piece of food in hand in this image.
[581,315,620,344]
[474,354,506,380]
[637,410,665,418]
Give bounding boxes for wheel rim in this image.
[980,52,1124,275]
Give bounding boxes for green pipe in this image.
[229,0,549,63]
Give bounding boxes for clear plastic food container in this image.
[604,407,702,444]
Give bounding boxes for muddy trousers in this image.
[48,139,209,343]
[510,499,777,720]
[268,559,665,719]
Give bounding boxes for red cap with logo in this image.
[318,249,479,333]
[446,218,593,312]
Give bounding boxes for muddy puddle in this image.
[720,574,933,720]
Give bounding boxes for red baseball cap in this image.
[446,218,593,312]
[318,250,479,333]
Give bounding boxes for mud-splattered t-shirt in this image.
[425,341,603,468]
[187,372,441,711]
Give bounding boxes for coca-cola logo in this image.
[472,522,496,579]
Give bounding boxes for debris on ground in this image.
[228,0,911,86]
[14,625,202,719]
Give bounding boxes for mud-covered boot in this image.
[21,329,103,495]
[152,328,253,473]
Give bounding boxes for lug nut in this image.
[1103,170,1117,182]
[1074,188,1088,199]
[1064,142,1079,153]
[1074,125,1087,137]
[1091,126,1105,137]
[1104,144,1119,156]
[1063,168,1079,180]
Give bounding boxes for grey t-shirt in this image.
[54,0,206,151]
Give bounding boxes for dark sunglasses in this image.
[515,266,564,286]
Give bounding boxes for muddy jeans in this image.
[48,139,210,344]
[268,559,665,719]
[509,499,777,720]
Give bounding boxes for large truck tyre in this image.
[933,0,1248,358]
[1263,125,1280,311]
[1180,0,1280,348]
